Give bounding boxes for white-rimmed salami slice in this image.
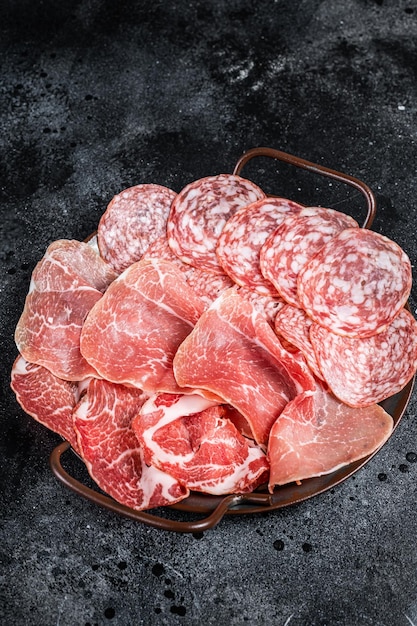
[260,206,358,307]
[167,174,265,274]
[216,197,303,295]
[274,305,324,380]
[297,228,412,337]
[97,184,177,274]
[310,308,417,407]
[267,381,393,489]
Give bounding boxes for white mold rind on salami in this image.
[260,206,358,307]
[97,184,177,274]
[166,174,266,274]
[310,308,417,407]
[297,228,412,337]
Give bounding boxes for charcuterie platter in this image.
[11,147,417,532]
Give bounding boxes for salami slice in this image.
[167,174,266,274]
[310,308,417,407]
[297,228,412,337]
[260,206,358,307]
[216,197,303,295]
[97,184,177,274]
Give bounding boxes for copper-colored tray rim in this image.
[49,146,413,533]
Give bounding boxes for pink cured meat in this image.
[216,197,303,295]
[267,381,393,489]
[73,379,188,510]
[143,235,233,308]
[173,288,315,446]
[80,259,206,393]
[260,206,358,307]
[10,354,80,452]
[132,393,269,495]
[297,228,412,337]
[15,240,117,381]
[274,304,324,380]
[237,286,286,327]
[167,174,266,274]
[310,308,417,407]
[97,184,177,274]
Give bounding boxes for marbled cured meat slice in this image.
[267,381,394,489]
[173,288,315,446]
[237,286,286,328]
[274,304,324,380]
[216,197,303,295]
[167,174,266,274]
[80,259,206,393]
[15,240,117,381]
[143,235,233,309]
[73,379,188,510]
[260,207,358,307]
[297,228,412,337]
[97,184,177,273]
[309,308,417,407]
[132,393,269,495]
[10,354,80,452]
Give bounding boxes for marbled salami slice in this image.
[260,206,358,307]
[216,197,303,295]
[298,228,412,337]
[310,308,417,407]
[98,184,177,273]
[167,174,266,274]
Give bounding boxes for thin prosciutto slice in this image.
[268,382,394,490]
[80,259,206,393]
[73,379,188,510]
[173,288,315,446]
[10,354,80,452]
[132,393,269,495]
[15,240,117,381]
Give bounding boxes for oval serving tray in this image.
[50,147,413,533]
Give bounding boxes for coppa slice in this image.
[216,197,303,295]
[74,379,188,511]
[173,288,315,446]
[132,393,269,495]
[260,206,358,307]
[11,354,80,452]
[97,184,177,274]
[268,382,394,489]
[80,259,206,393]
[297,228,412,337]
[15,240,117,381]
[167,174,266,274]
[309,308,417,407]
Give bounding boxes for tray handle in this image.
[49,441,244,533]
[233,146,376,229]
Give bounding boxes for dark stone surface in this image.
[1,1,417,624]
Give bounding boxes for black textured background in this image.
[2,2,417,625]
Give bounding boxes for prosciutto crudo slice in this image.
[73,379,188,511]
[11,354,81,452]
[80,258,206,393]
[132,393,269,495]
[297,228,412,338]
[167,174,266,274]
[310,308,417,407]
[216,197,303,296]
[142,235,234,309]
[268,382,394,489]
[97,184,177,274]
[259,206,358,307]
[15,240,117,381]
[173,288,315,446]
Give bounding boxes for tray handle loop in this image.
[233,147,377,229]
[49,441,243,533]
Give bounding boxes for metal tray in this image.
[50,147,413,532]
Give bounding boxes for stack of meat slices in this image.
[10,174,417,511]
